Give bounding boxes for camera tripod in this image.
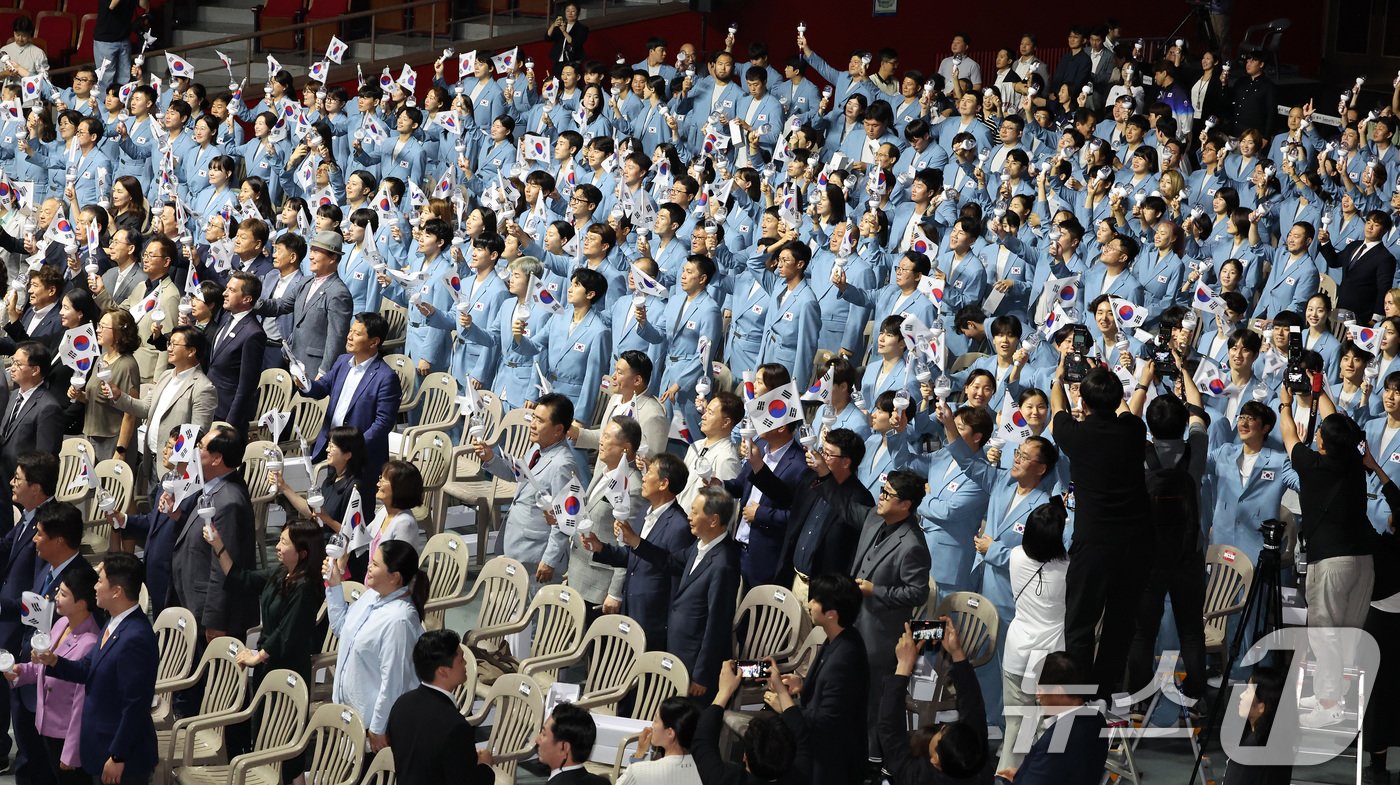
[1187,519,1287,785]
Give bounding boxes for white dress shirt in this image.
[689,532,728,574]
[332,356,372,427]
[149,367,197,452]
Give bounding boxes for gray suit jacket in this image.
[563,464,642,605]
[112,367,218,459]
[98,264,148,311]
[167,474,258,634]
[0,384,63,487]
[257,273,353,378]
[849,512,931,676]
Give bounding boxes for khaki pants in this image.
[999,669,1036,770]
[1306,554,1374,702]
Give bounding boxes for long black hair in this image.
[379,540,430,619]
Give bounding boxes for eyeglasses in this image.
[878,488,903,501]
[167,341,189,348]
[821,450,845,461]
[1012,449,1042,464]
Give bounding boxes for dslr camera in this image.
[1283,326,1311,394]
[1153,326,1179,382]
[1065,324,1094,384]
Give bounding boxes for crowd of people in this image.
[0,1,1390,783]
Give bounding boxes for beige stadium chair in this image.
[170,668,309,785]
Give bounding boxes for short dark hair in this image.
[535,393,575,429]
[712,391,744,429]
[16,452,59,496]
[823,428,865,466]
[651,452,689,495]
[657,696,699,749]
[1021,498,1069,563]
[354,311,389,350]
[609,415,642,454]
[571,266,609,303]
[1038,651,1086,698]
[807,574,863,628]
[274,231,308,260]
[1145,394,1188,439]
[743,713,796,779]
[205,423,245,470]
[36,502,84,552]
[885,469,926,509]
[1079,367,1125,415]
[228,271,262,301]
[100,552,145,604]
[61,563,100,619]
[1238,400,1276,431]
[170,325,208,365]
[619,349,653,385]
[549,702,598,763]
[412,629,462,683]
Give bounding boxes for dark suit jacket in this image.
[547,768,608,785]
[592,502,695,651]
[305,353,402,481]
[692,703,809,785]
[168,473,257,634]
[801,627,869,785]
[386,685,494,785]
[0,303,63,355]
[48,608,159,780]
[1320,239,1397,319]
[0,384,64,487]
[850,513,931,676]
[1012,706,1108,785]
[722,442,808,586]
[632,535,741,691]
[124,479,198,617]
[200,253,274,288]
[204,312,267,427]
[750,469,874,585]
[0,502,48,653]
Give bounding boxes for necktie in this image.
[528,448,541,469]
[38,566,54,597]
[1353,244,1365,265]
[3,393,23,433]
[101,628,111,648]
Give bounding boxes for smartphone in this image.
[910,619,946,643]
[735,659,771,682]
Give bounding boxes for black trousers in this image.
[1064,538,1150,700]
[12,686,54,785]
[1126,538,1208,702]
[41,737,86,785]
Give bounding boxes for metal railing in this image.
[45,0,686,85]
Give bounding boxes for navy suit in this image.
[0,502,46,772]
[723,442,808,587]
[48,609,159,783]
[122,482,198,617]
[304,354,402,481]
[631,535,741,692]
[1008,707,1108,785]
[0,305,63,356]
[204,313,266,428]
[592,502,696,651]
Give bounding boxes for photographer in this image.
[1050,359,1148,699]
[1277,382,1375,730]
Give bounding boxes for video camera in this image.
[1153,325,1179,382]
[1283,325,1311,394]
[1065,324,1093,384]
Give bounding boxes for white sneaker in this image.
[1298,704,1347,729]
[1297,695,1341,712]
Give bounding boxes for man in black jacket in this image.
[1318,210,1397,321]
[1227,51,1276,136]
[996,653,1108,785]
[387,630,493,785]
[879,619,994,785]
[534,702,608,784]
[767,574,868,785]
[749,428,875,600]
[693,660,806,785]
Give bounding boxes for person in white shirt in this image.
[678,391,743,512]
[618,697,702,785]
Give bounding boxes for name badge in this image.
[781,311,794,321]
[572,342,586,352]
[1261,470,1276,480]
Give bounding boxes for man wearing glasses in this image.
[849,469,930,769]
[106,326,215,486]
[944,417,1059,727]
[0,343,62,489]
[89,228,147,316]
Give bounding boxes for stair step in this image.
[196,5,257,26]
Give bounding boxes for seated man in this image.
[534,702,608,784]
[694,658,807,785]
[996,652,1108,784]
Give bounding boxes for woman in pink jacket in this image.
[8,568,101,785]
